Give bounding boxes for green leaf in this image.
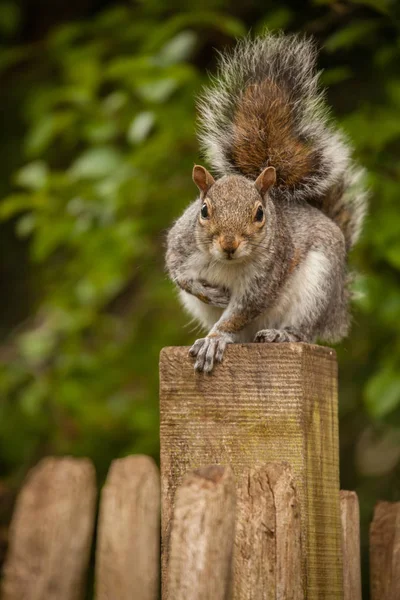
[365,367,400,418]
[136,78,178,103]
[69,147,123,180]
[18,327,57,366]
[15,161,48,190]
[102,91,129,115]
[25,112,77,157]
[143,12,245,53]
[0,194,33,219]
[384,245,400,270]
[158,31,197,65]
[325,21,381,52]
[105,56,153,80]
[32,221,74,261]
[127,112,155,144]
[16,213,36,237]
[83,120,119,144]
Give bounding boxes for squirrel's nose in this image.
[219,236,239,258]
[224,248,236,259]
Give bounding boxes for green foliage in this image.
[0,2,247,480]
[0,1,400,595]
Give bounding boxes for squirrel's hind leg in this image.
[254,327,311,343]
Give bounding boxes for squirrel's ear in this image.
[255,166,276,196]
[192,165,215,194]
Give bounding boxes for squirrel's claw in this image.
[189,338,204,358]
[190,333,231,373]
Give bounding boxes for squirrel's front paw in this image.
[254,328,305,343]
[189,333,232,373]
[196,281,231,308]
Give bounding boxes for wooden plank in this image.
[95,455,160,600]
[340,490,362,600]
[168,465,236,600]
[1,457,96,600]
[370,500,400,600]
[160,343,343,599]
[234,462,303,600]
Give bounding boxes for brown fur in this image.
[197,293,211,304]
[217,313,250,333]
[287,247,302,275]
[232,81,319,186]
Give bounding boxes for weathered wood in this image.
[2,457,96,600]
[168,465,236,600]
[340,490,362,600]
[160,343,343,599]
[95,455,160,600]
[234,462,303,600]
[370,501,400,600]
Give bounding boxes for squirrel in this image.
[166,32,368,373]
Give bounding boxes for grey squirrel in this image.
[166,32,368,372]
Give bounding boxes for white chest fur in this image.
[184,252,259,296]
[179,249,331,341]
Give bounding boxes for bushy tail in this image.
[197,32,367,248]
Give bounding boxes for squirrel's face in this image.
[192,165,276,263]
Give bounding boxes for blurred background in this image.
[0,0,399,596]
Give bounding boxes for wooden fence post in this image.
[340,490,362,600]
[370,501,400,600]
[160,343,343,599]
[168,465,236,600]
[1,457,96,600]
[234,462,303,600]
[95,455,160,600]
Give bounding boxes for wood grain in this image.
[340,490,362,600]
[160,343,343,599]
[168,465,236,600]
[234,462,303,600]
[370,500,400,600]
[1,457,96,600]
[95,455,160,600]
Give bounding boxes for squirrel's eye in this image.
[201,202,209,219]
[255,205,264,222]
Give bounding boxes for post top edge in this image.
[160,342,336,361]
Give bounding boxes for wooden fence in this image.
[1,344,399,599]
